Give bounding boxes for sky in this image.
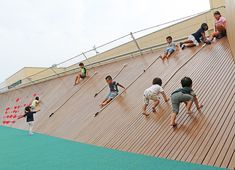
[0,0,210,83]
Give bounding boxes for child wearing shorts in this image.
[142,78,169,116]
[170,77,203,127]
[180,23,211,50]
[100,75,125,108]
[18,106,40,135]
[30,96,40,111]
[160,36,178,61]
[209,11,226,40]
[74,62,87,85]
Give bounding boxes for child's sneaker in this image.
[29,132,34,136]
[181,44,186,50]
[152,107,157,113]
[205,40,211,45]
[179,42,183,48]
[142,112,150,116]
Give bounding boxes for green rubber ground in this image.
[0,126,226,170]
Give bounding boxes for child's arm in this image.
[17,114,26,119]
[176,44,180,51]
[201,32,207,42]
[223,21,227,28]
[193,96,202,112]
[117,83,125,89]
[160,92,170,102]
[214,24,218,32]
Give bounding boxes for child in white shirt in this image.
[142,78,169,116]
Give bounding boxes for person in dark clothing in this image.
[179,23,211,50]
[170,77,203,127]
[100,75,125,108]
[18,106,40,135]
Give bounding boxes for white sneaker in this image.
[29,132,34,136]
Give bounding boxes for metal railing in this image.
[0,6,225,93]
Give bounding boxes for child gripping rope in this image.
[100,75,126,108]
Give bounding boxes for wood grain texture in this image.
[0,38,234,169]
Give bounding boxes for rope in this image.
[163,44,206,88]
[94,57,160,117]
[49,72,98,118]
[94,64,128,97]
[94,43,208,117]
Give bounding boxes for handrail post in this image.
[50,65,60,78]
[82,52,90,64]
[93,45,99,55]
[130,32,143,56]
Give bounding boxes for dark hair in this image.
[201,23,208,31]
[79,63,84,67]
[214,11,221,16]
[35,96,39,100]
[105,75,112,80]
[166,36,172,40]
[25,106,31,112]
[152,77,162,86]
[181,77,193,87]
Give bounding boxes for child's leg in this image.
[28,122,33,135]
[185,43,196,48]
[142,104,149,116]
[152,99,160,112]
[170,113,177,126]
[182,40,194,44]
[181,35,198,49]
[74,76,79,85]
[216,25,226,33]
[142,95,150,116]
[160,52,167,60]
[193,96,203,113]
[161,53,167,60]
[170,94,180,126]
[101,99,112,107]
[209,31,219,41]
[100,99,108,107]
[101,92,117,108]
[186,101,193,114]
[166,49,175,59]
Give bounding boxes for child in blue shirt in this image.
[100,75,125,108]
[160,36,178,61]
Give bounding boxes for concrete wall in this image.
[225,0,235,59]
[0,67,66,89]
[210,0,225,8]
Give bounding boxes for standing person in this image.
[160,36,178,61]
[31,96,40,111]
[18,106,40,135]
[180,23,211,50]
[142,78,169,116]
[74,63,87,85]
[209,11,226,40]
[100,75,125,108]
[170,77,203,127]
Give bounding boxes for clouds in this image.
[0,0,210,83]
